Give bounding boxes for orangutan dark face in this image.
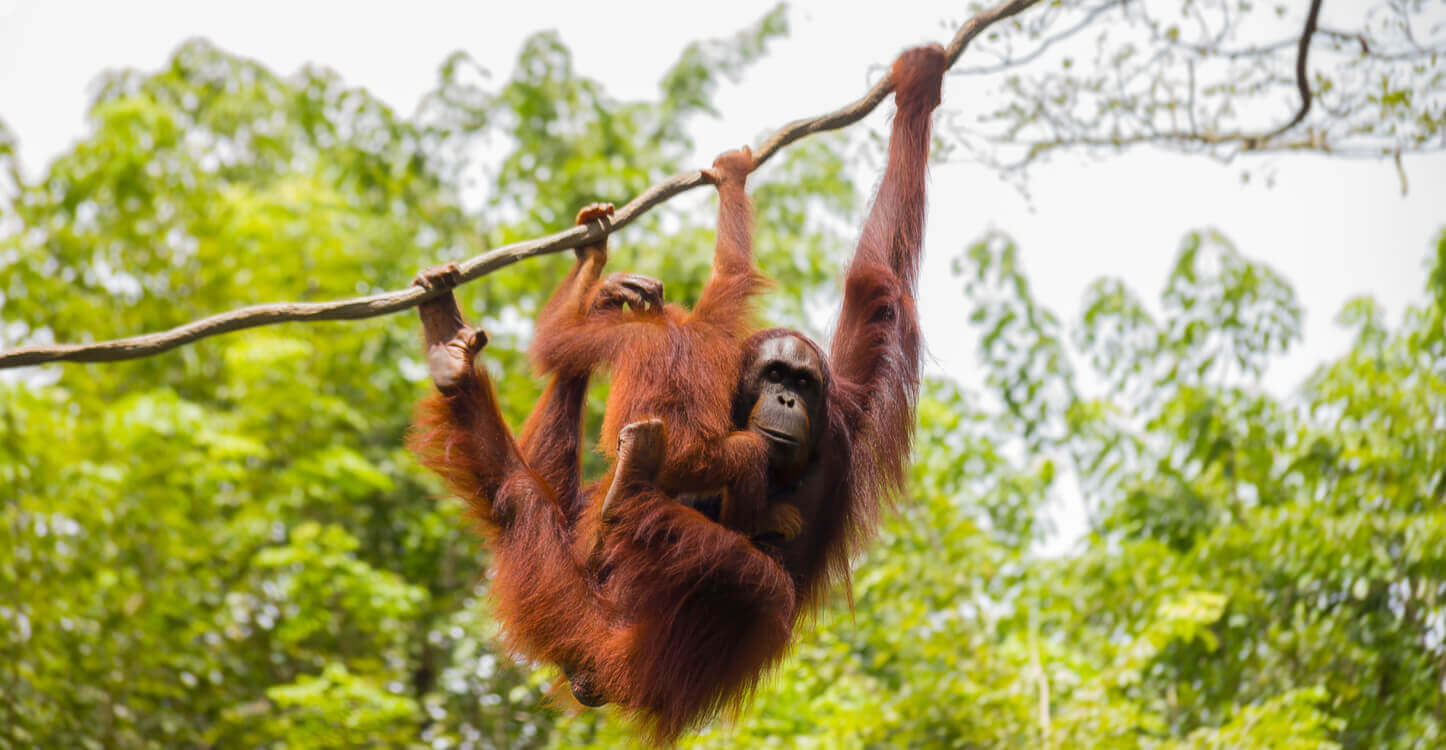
[735,334,824,482]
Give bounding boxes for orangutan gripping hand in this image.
[414,263,487,393]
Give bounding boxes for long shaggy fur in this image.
[407,45,946,746]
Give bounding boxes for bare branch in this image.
[1253,0,1325,145]
[988,0,1397,167]
[948,0,1444,176]
[0,0,1043,371]
[997,131,1446,169]
[753,0,1040,167]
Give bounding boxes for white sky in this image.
[2,0,1442,400]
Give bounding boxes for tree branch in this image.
[979,0,1333,169]
[952,0,1123,77]
[0,0,1041,371]
[1250,0,1324,146]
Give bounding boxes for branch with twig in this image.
[0,0,1041,371]
[949,0,1446,178]
[979,0,1330,169]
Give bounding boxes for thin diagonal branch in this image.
[952,1,1123,77]
[0,0,1041,370]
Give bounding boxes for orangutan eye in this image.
[766,365,783,382]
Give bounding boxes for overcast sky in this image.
[3,0,1443,400]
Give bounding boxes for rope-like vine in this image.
[0,0,1042,369]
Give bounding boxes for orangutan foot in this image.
[426,326,487,392]
[588,419,665,569]
[593,272,665,314]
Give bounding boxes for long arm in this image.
[408,265,560,529]
[534,204,613,337]
[530,203,663,375]
[691,147,768,334]
[520,208,609,518]
[657,430,770,532]
[828,45,946,483]
[517,374,590,523]
[408,257,605,529]
[407,269,621,704]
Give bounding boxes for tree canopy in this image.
[2,2,1444,748]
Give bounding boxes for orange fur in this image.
[407,45,947,746]
[530,148,773,534]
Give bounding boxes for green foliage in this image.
[3,16,1445,750]
[646,227,1442,749]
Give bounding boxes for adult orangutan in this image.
[408,44,946,745]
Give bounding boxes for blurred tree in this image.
[946,0,1444,186]
[0,7,850,748]
[610,231,1442,750]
